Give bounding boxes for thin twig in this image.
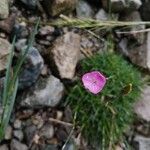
[49,118,73,127]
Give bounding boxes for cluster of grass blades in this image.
[66,52,142,149]
[0,19,40,141]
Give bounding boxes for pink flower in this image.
[81,71,106,94]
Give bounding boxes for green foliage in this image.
[0,19,40,141]
[67,52,142,149]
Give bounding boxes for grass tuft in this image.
[66,52,142,149]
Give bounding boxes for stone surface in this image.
[20,0,38,9]
[15,39,27,51]
[134,86,150,121]
[0,38,11,72]
[0,0,9,19]
[102,0,142,13]
[119,11,145,45]
[19,46,44,89]
[76,0,94,18]
[20,76,64,108]
[4,125,13,140]
[13,130,24,141]
[10,139,28,150]
[0,13,16,33]
[13,119,22,129]
[119,31,150,70]
[140,1,150,21]
[49,32,80,79]
[95,9,108,21]
[24,125,37,146]
[10,24,29,41]
[39,123,54,139]
[43,0,77,16]
[134,135,150,150]
[0,145,9,150]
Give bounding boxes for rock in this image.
[13,130,24,141]
[0,145,9,150]
[134,135,150,150]
[134,86,150,121]
[95,9,108,21]
[10,24,29,41]
[140,1,150,21]
[20,76,64,108]
[4,125,13,140]
[63,142,76,150]
[43,145,58,150]
[56,128,68,142]
[39,26,55,36]
[10,139,28,150]
[0,38,11,72]
[76,0,94,18]
[14,119,22,129]
[19,0,38,9]
[119,31,150,70]
[42,0,77,16]
[39,124,54,139]
[119,11,145,45]
[80,35,106,57]
[19,46,44,89]
[0,0,9,19]
[24,125,37,146]
[56,111,63,120]
[32,115,44,129]
[15,39,27,51]
[63,106,73,123]
[0,13,16,33]
[102,0,142,13]
[49,32,80,79]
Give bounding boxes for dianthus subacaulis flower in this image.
[81,71,106,94]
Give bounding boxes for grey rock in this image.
[15,39,27,51]
[134,86,150,121]
[13,119,22,129]
[102,0,142,13]
[0,13,16,33]
[102,0,126,12]
[0,145,9,150]
[39,123,54,139]
[11,24,29,41]
[76,0,94,18]
[0,38,11,72]
[19,46,44,89]
[49,32,80,79]
[0,0,9,19]
[140,1,150,21]
[43,145,58,150]
[4,125,13,140]
[42,0,77,16]
[119,11,145,45]
[95,9,108,21]
[119,31,150,70]
[63,142,76,150]
[13,130,24,141]
[20,76,64,108]
[10,139,28,150]
[20,0,38,9]
[39,26,55,36]
[24,125,37,146]
[134,135,150,150]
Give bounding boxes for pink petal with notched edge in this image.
[82,71,106,94]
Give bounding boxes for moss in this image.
[66,52,142,149]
